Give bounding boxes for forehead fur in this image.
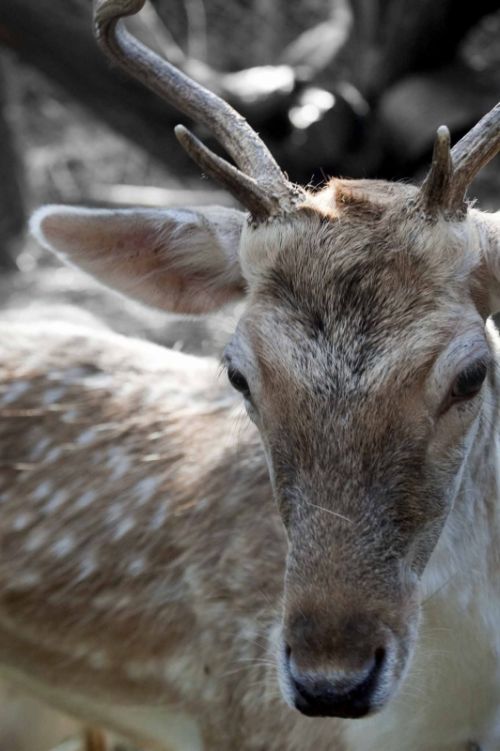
[238,179,484,391]
[241,178,479,277]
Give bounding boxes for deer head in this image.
[30,0,500,722]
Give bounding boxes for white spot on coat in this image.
[12,513,32,531]
[125,659,159,680]
[128,557,146,576]
[135,476,161,506]
[107,448,131,481]
[116,595,131,609]
[74,489,97,511]
[81,373,113,390]
[8,572,40,590]
[42,387,66,405]
[106,503,123,524]
[74,644,90,659]
[44,489,68,513]
[51,534,75,558]
[1,381,30,405]
[65,367,88,380]
[149,504,168,529]
[77,554,98,581]
[88,650,110,669]
[61,409,79,424]
[33,480,53,502]
[93,592,116,609]
[113,516,135,540]
[25,528,49,553]
[77,428,97,447]
[31,436,51,460]
[45,446,62,463]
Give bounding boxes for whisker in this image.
[303,501,352,524]
[421,571,459,605]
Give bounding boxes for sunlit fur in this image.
[0,177,499,750]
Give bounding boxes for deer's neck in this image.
[422,326,500,606]
[349,331,500,751]
[403,329,500,749]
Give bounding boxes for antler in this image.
[419,102,500,218]
[93,0,304,221]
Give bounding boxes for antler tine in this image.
[419,102,500,219]
[94,0,303,218]
[419,126,452,213]
[174,126,278,221]
[447,101,500,214]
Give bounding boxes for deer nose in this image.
[286,646,386,718]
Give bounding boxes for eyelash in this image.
[451,361,487,399]
[442,359,488,413]
[227,366,251,399]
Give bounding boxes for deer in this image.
[0,0,499,749]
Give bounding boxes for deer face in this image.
[32,177,497,720]
[221,182,493,717]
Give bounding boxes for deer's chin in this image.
[273,625,417,720]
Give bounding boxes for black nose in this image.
[288,647,386,718]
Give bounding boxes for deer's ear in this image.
[30,205,246,314]
[472,211,500,315]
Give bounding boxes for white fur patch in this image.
[87,650,110,670]
[127,557,147,576]
[44,490,68,513]
[135,476,161,506]
[149,504,168,529]
[77,428,98,447]
[51,535,76,558]
[106,503,124,524]
[42,387,66,405]
[33,481,53,502]
[74,489,97,511]
[8,572,40,590]
[112,516,135,540]
[77,554,98,581]
[0,381,30,405]
[24,528,49,553]
[12,513,32,532]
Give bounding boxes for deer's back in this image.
[0,322,290,731]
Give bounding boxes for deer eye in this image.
[227,366,251,399]
[450,361,488,402]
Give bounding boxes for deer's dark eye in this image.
[450,361,488,402]
[227,367,251,398]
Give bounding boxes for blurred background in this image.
[0,0,499,748]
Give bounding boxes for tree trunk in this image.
[367,0,499,97]
[0,0,192,176]
[0,54,25,269]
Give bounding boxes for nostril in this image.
[292,674,315,705]
[286,645,389,719]
[373,646,386,673]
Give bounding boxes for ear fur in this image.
[30,205,246,314]
[471,210,500,314]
